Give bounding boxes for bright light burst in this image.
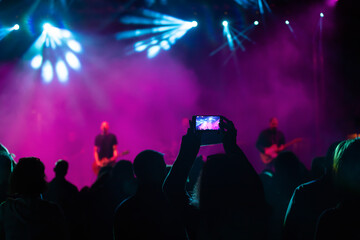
[117,9,197,58]
[24,22,82,83]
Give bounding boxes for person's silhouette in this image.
[164,117,268,239]
[0,157,68,240]
[315,139,360,239]
[113,150,187,240]
[45,160,81,240]
[0,144,15,203]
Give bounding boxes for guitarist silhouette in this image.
[256,118,285,167]
[256,118,303,167]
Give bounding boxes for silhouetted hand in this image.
[220,116,237,149]
[179,120,201,158]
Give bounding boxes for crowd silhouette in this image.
[0,118,357,239]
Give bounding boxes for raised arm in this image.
[163,121,200,196]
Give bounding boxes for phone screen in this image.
[195,116,221,130]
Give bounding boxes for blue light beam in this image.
[118,10,197,58]
[234,0,271,15]
[0,24,20,41]
[210,21,257,57]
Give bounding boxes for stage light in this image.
[147,45,161,58]
[211,21,256,60]
[65,52,81,70]
[320,13,324,17]
[160,40,171,50]
[118,10,197,58]
[55,60,69,82]
[30,55,43,69]
[12,24,20,31]
[191,21,198,27]
[42,60,54,83]
[66,39,82,53]
[61,29,72,38]
[234,0,271,15]
[43,23,52,31]
[1,24,21,40]
[222,21,229,27]
[285,19,296,37]
[24,22,82,83]
[254,21,259,25]
[134,43,148,52]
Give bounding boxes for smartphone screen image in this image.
[195,116,221,130]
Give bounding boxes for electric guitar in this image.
[260,138,303,164]
[92,150,130,175]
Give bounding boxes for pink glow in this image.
[0,6,340,188]
[326,0,338,7]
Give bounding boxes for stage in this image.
[0,0,358,189]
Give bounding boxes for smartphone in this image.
[194,115,221,131]
[192,115,223,146]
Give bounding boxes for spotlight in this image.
[13,24,20,31]
[254,21,259,25]
[320,13,324,17]
[43,23,52,31]
[285,20,290,25]
[222,21,229,27]
[190,21,198,27]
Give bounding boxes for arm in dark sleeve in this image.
[283,187,301,240]
[163,124,201,202]
[163,136,199,198]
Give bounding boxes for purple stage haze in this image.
[0,5,343,189]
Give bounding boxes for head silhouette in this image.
[333,139,360,196]
[54,159,69,178]
[0,144,14,185]
[112,160,134,182]
[10,157,47,196]
[273,151,301,175]
[133,150,166,185]
[196,154,264,211]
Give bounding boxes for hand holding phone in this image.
[192,115,224,146]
